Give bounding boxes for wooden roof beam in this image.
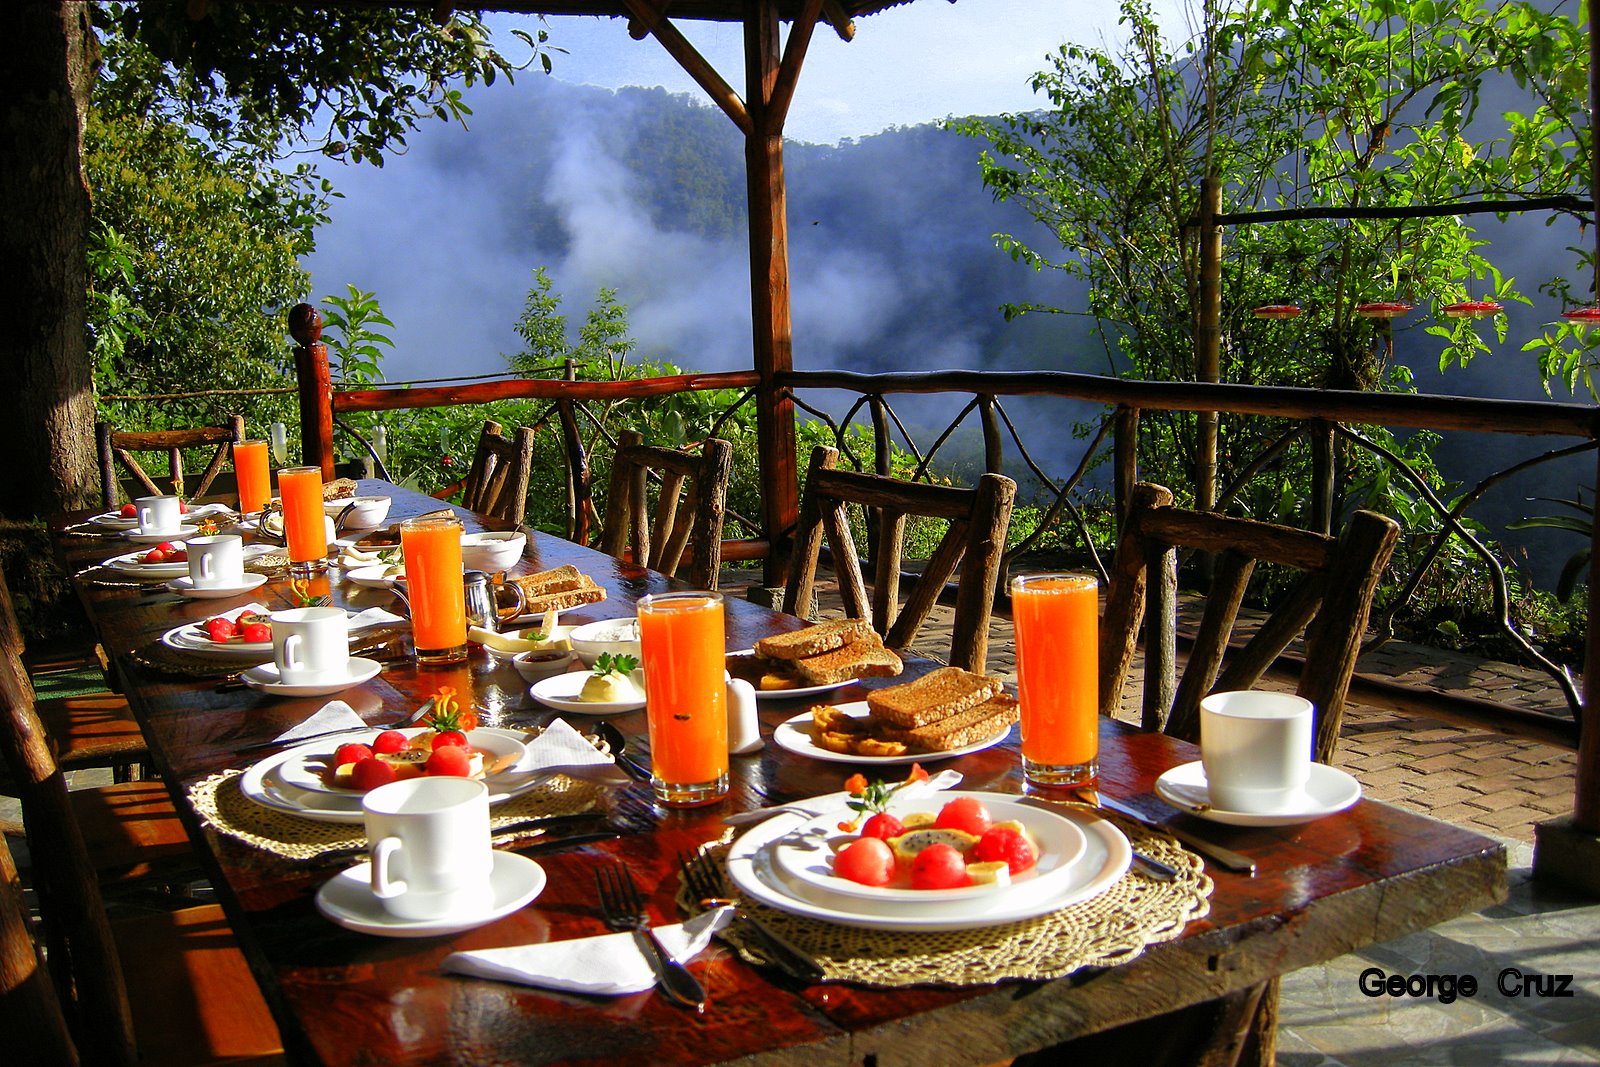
[822,0,856,40]
[624,0,752,135]
[768,0,823,130]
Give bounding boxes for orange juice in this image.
[278,466,327,570]
[400,515,467,664]
[233,440,271,515]
[638,592,728,806]
[1012,573,1099,785]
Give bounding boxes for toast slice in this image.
[788,634,903,686]
[866,667,1005,728]
[754,618,874,662]
[518,577,606,616]
[322,477,360,500]
[508,565,588,598]
[876,694,1020,752]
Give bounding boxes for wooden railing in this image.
[289,314,1600,833]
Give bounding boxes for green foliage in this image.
[87,108,314,436]
[957,0,1588,519]
[1507,493,1592,602]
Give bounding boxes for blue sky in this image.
[503,1,1192,145]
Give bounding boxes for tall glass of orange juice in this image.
[278,466,327,576]
[400,515,467,665]
[637,591,728,807]
[233,440,271,516]
[1012,573,1099,787]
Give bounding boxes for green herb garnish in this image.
[592,652,640,676]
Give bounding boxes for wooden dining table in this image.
[55,481,1508,1066]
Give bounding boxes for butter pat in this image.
[579,670,643,703]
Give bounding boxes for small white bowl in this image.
[512,648,578,683]
[324,495,391,529]
[568,618,643,667]
[460,530,527,572]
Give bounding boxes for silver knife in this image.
[1084,789,1257,876]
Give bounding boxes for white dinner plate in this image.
[165,573,271,599]
[239,657,385,697]
[1154,760,1363,827]
[726,791,1131,931]
[165,613,275,655]
[724,649,857,701]
[88,510,140,529]
[123,524,200,544]
[345,563,404,588]
[276,726,527,796]
[771,701,1012,766]
[103,549,191,578]
[771,794,1088,906]
[528,671,646,715]
[240,728,544,823]
[316,851,545,938]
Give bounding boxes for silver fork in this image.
[594,862,706,1010]
[678,850,823,982]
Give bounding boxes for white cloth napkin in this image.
[347,606,406,632]
[271,699,368,743]
[442,907,733,995]
[722,767,965,826]
[186,502,237,520]
[496,718,632,787]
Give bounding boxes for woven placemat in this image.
[678,813,1211,988]
[127,639,258,678]
[189,769,604,860]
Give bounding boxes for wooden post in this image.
[979,394,1004,474]
[1113,406,1139,521]
[746,0,800,589]
[288,303,334,478]
[1309,419,1335,535]
[1196,178,1223,513]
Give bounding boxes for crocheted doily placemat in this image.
[679,812,1211,988]
[189,770,603,860]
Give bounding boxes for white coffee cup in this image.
[269,606,348,685]
[136,494,182,535]
[363,777,493,921]
[186,534,244,589]
[1199,691,1314,814]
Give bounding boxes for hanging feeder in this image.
[1356,301,1413,319]
[1559,307,1600,325]
[1441,300,1503,319]
[1251,304,1303,320]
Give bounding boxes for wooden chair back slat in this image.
[599,431,733,589]
[0,828,79,1066]
[456,420,536,524]
[96,415,246,507]
[1101,481,1400,762]
[782,445,1017,674]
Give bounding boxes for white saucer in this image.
[88,510,140,529]
[166,573,271,599]
[1154,760,1363,827]
[772,701,1011,765]
[240,657,384,697]
[346,563,404,589]
[315,851,546,937]
[528,671,646,714]
[104,549,191,577]
[123,525,200,544]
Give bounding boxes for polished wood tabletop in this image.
[58,482,1508,1066]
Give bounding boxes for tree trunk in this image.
[0,2,98,518]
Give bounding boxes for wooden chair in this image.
[1100,482,1401,762]
[599,430,734,589]
[433,419,536,524]
[0,565,147,780]
[0,572,197,888]
[0,650,281,1065]
[782,445,1017,674]
[97,414,246,506]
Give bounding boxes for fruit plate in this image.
[103,549,190,578]
[87,510,140,529]
[770,793,1088,905]
[276,727,527,796]
[771,702,1011,766]
[725,650,857,701]
[726,791,1130,931]
[240,728,540,823]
